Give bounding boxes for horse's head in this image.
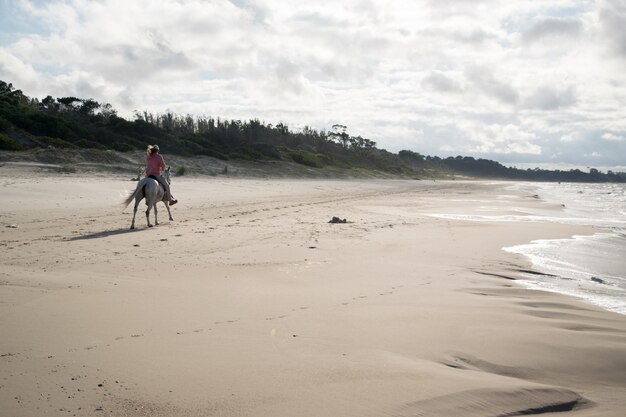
[163,166,172,184]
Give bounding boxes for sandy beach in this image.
[1,164,625,417]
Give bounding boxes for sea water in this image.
[503,182,626,315]
[428,182,626,314]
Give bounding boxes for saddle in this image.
[148,175,165,191]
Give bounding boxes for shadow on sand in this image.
[67,227,143,241]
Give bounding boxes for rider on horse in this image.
[146,144,178,206]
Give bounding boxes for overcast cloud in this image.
[1,0,625,169]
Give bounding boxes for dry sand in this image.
[1,164,625,417]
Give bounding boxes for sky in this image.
[1,0,626,170]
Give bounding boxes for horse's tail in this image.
[122,180,146,209]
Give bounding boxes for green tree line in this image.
[0,80,623,182]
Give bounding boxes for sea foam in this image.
[429,182,626,315]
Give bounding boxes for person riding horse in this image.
[146,145,177,206]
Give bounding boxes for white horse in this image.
[123,167,174,229]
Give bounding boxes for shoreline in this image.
[1,166,625,416]
[421,180,626,316]
[504,232,626,316]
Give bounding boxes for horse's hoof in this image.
[130,226,135,230]
[148,224,153,228]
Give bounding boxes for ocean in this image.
[503,182,626,315]
[429,182,626,315]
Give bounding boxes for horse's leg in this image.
[154,203,159,226]
[145,204,153,227]
[164,201,173,221]
[131,197,141,229]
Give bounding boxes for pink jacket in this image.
[146,153,166,177]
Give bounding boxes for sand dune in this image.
[1,165,625,416]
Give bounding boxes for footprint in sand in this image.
[177,328,206,335]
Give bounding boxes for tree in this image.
[276,122,290,135]
[0,81,17,97]
[399,150,424,163]
[79,98,100,115]
[57,96,82,111]
[41,95,57,110]
[0,80,26,104]
[329,124,349,148]
[99,103,117,119]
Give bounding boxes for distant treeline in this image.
[424,155,625,183]
[1,80,623,182]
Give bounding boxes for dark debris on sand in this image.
[328,217,348,224]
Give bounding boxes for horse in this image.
[122,167,174,229]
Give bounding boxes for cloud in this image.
[524,84,576,110]
[421,71,463,93]
[601,132,625,141]
[0,0,625,168]
[465,66,519,105]
[522,17,583,43]
[0,49,38,87]
[452,29,495,44]
[596,0,626,59]
[469,123,541,155]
